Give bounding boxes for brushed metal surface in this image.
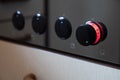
[0,0,44,20]
[0,0,120,65]
[0,0,46,46]
[48,0,120,64]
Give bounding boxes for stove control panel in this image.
[48,0,120,65]
[0,0,46,46]
[1,0,120,65]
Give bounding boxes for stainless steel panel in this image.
[0,19,45,46]
[0,0,44,20]
[48,0,120,64]
[0,0,120,65]
[0,0,45,47]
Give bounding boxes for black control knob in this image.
[55,17,72,39]
[12,11,25,30]
[76,21,107,46]
[32,13,46,34]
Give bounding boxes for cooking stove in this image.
[1,0,120,65]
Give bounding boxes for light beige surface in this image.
[0,40,120,80]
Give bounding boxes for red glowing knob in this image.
[76,21,107,46]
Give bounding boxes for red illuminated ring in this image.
[86,21,101,44]
[96,22,104,39]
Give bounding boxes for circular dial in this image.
[76,21,107,46]
[32,13,46,34]
[55,17,72,39]
[12,11,25,30]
